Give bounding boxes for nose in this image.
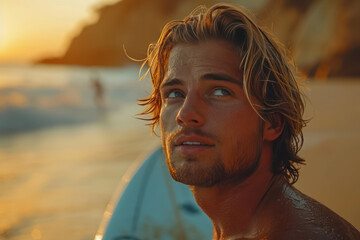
[176,93,205,127]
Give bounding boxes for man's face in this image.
[159,39,264,187]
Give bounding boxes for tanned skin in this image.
[159,39,360,240]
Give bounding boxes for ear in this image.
[263,114,284,141]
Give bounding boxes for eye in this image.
[212,88,231,96]
[167,90,184,98]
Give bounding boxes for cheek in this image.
[159,109,168,148]
[159,108,167,135]
[209,108,244,128]
[159,106,169,128]
[213,108,259,138]
[159,105,178,134]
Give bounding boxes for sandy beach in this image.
[0,70,359,239]
[296,80,360,229]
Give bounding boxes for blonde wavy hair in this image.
[138,3,307,184]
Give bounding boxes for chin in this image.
[167,156,227,187]
[167,153,261,188]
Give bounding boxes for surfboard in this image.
[95,147,212,240]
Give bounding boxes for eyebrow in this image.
[160,73,242,90]
[201,73,242,87]
[161,78,183,89]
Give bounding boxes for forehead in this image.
[165,39,242,80]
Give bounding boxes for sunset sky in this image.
[0,0,118,63]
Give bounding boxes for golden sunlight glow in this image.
[0,16,2,45]
[0,0,118,63]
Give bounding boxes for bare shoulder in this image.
[263,178,360,240]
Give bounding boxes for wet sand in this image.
[0,104,160,240]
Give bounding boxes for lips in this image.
[174,135,215,147]
[173,135,215,155]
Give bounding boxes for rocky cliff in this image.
[258,0,360,77]
[39,0,220,66]
[39,0,360,77]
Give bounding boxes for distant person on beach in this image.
[139,3,360,240]
[91,72,105,111]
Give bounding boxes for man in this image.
[139,3,360,239]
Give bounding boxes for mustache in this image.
[168,127,218,145]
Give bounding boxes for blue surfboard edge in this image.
[94,148,162,240]
[94,147,213,240]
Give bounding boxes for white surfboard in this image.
[95,147,212,240]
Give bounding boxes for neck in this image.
[191,150,276,239]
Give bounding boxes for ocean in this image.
[0,64,359,239]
